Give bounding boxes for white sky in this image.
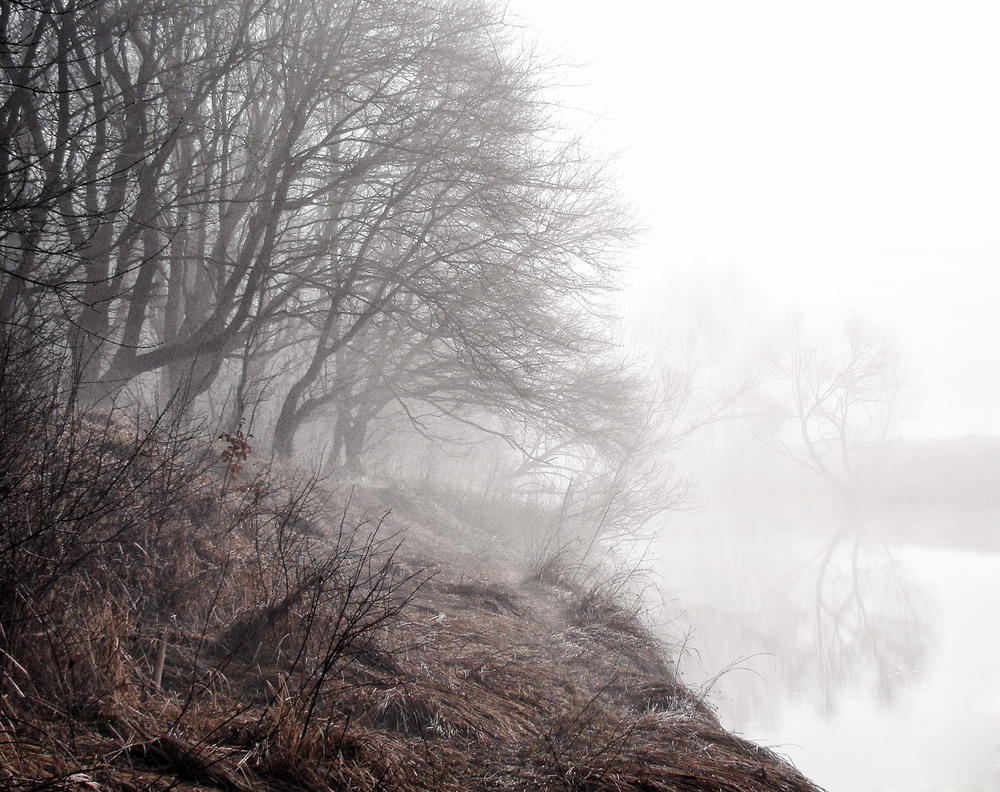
[514,0,1000,439]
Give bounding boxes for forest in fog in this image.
[3,1,1000,791]
[1,0,696,536]
[7,0,998,540]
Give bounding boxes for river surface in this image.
[653,508,1000,792]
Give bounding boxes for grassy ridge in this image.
[0,348,823,791]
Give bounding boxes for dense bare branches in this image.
[1,0,637,495]
[752,315,906,499]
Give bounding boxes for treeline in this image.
[0,0,667,523]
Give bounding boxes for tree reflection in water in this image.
[794,523,926,713]
[659,513,929,729]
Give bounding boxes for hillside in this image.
[0,393,823,792]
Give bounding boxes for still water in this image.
[654,509,1000,792]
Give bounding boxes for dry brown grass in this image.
[0,338,824,792]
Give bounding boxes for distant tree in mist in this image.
[0,0,638,495]
[751,314,906,500]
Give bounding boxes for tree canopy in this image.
[1,0,651,509]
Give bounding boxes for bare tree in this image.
[2,0,674,545]
[233,2,633,459]
[752,314,906,501]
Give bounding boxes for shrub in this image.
[0,329,422,783]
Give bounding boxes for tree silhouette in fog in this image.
[0,0,656,519]
[752,314,906,503]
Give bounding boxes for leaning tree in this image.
[2,0,655,521]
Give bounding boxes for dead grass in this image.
[0,336,824,792]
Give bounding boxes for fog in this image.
[514,2,1000,790]
[520,0,1000,439]
[4,1,997,789]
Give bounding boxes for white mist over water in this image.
[653,514,1000,792]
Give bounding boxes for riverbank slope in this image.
[0,411,823,792]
